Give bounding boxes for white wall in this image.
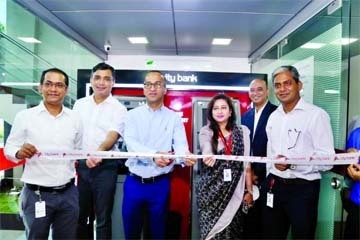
[107,55,251,73]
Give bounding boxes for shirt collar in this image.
[278,97,306,114]
[255,100,268,114]
[90,94,114,105]
[36,101,68,116]
[145,103,165,112]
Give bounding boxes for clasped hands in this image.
[154,151,196,167]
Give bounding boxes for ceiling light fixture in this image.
[0,82,38,87]
[128,37,149,44]
[300,43,325,49]
[331,38,358,45]
[324,89,339,94]
[17,37,42,43]
[212,38,232,45]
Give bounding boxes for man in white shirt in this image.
[73,63,127,239]
[263,65,334,239]
[4,68,83,239]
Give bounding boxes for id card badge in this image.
[35,201,46,218]
[223,168,232,182]
[266,192,274,208]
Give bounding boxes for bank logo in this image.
[164,73,197,84]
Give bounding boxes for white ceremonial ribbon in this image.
[29,150,360,165]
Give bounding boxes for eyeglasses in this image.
[274,80,295,90]
[143,82,164,89]
[288,128,301,150]
[43,81,67,89]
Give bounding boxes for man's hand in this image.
[251,169,259,185]
[86,157,102,168]
[202,156,216,167]
[274,164,290,171]
[348,164,360,181]
[243,192,253,207]
[183,152,197,167]
[16,143,37,159]
[154,151,172,167]
[274,155,290,171]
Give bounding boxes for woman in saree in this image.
[197,93,253,240]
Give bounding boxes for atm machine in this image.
[77,69,264,239]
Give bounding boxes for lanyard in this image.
[218,130,232,155]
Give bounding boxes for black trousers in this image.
[76,160,118,240]
[262,174,320,239]
[344,200,360,239]
[242,182,266,239]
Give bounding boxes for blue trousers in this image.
[20,184,79,239]
[262,174,320,239]
[122,174,170,240]
[76,160,118,239]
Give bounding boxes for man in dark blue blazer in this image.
[242,78,277,182]
[241,78,277,239]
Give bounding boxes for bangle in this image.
[246,189,253,195]
[15,150,21,159]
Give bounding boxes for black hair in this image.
[40,68,69,86]
[91,62,116,80]
[207,93,236,154]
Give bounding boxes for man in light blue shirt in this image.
[122,70,196,239]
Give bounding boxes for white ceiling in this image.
[15,0,334,60]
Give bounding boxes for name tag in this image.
[35,201,46,218]
[266,192,274,208]
[223,168,232,182]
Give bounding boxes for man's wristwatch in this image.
[289,164,297,170]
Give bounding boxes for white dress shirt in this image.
[253,100,267,140]
[4,102,83,186]
[73,94,127,151]
[266,98,334,180]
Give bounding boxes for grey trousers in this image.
[20,184,79,240]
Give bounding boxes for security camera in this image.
[104,41,112,52]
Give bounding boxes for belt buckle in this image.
[52,184,66,190]
[141,178,145,184]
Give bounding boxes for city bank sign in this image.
[164,73,198,84]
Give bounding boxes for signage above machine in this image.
[77,69,267,98]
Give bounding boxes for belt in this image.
[129,173,168,184]
[271,174,317,185]
[26,178,75,193]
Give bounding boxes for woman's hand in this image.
[348,164,360,181]
[202,156,216,167]
[243,192,253,207]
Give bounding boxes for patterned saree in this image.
[197,125,246,240]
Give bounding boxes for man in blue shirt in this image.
[122,71,196,239]
[344,127,360,239]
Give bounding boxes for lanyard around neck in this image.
[218,130,232,155]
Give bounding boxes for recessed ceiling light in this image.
[0,82,38,87]
[300,43,325,49]
[324,89,339,94]
[212,38,232,45]
[331,38,358,45]
[128,37,148,44]
[17,37,42,43]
